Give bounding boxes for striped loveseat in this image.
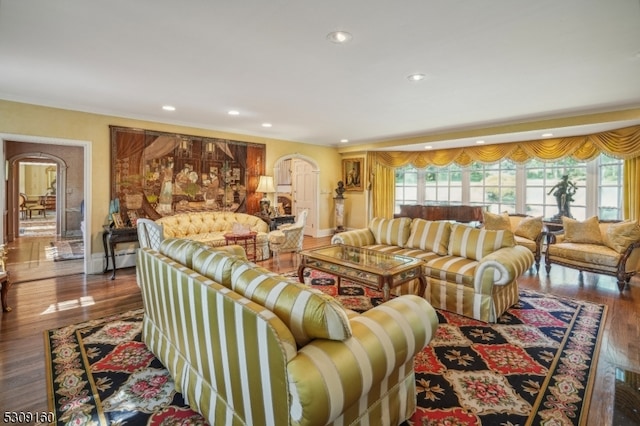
[331,217,534,322]
[137,238,438,425]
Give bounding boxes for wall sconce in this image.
[256,175,275,215]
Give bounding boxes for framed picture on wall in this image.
[342,158,363,191]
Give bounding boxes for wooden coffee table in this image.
[298,244,425,301]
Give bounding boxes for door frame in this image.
[272,154,320,238]
[9,154,66,238]
[1,133,92,275]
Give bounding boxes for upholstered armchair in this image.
[268,209,308,268]
[136,218,164,250]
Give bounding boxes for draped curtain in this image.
[366,125,640,220]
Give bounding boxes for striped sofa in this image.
[155,211,270,260]
[137,238,438,425]
[331,217,534,322]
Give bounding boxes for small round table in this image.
[224,232,258,261]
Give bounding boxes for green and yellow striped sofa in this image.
[136,238,438,425]
[331,217,534,323]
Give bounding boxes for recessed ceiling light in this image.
[262,123,272,128]
[162,105,176,111]
[407,73,426,82]
[326,31,352,44]
[340,139,349,143]
[228,110,239,116]
[542,133,553,137]
[476,140,485,144]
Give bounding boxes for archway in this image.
[272,154,320,237]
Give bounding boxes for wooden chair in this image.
[19,193,46,219]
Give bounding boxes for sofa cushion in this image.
[548,242,621,268]
[368,217,412,247]
[448,224,515,261]
[159,238,206,269]
[406,219,451,255]
[483,211,511,231]
[603,220,640,254]
[424,255,477,286]
[562,216,603,245]
[514,216,543,241]
[230,262,352,346]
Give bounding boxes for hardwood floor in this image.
[0,235,637,425]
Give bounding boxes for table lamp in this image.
[256,175,275,215]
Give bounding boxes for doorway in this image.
[273,155,319,237]
[1,135,91,283]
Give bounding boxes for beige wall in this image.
[0,99,351,255]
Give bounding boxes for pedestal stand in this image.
[334,196,345,234]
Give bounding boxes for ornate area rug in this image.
[45,272,606,425]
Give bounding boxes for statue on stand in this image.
[335,180,346,199]
[334,181,346,233]
[548,175,577,220]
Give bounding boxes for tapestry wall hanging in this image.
[110,126,266,219]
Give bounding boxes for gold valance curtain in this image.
[367,125,640,220]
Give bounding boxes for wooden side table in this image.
[1,272,11,312]
[224,232,257,261]
[103,225,139,279]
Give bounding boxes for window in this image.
[394,153,623,220]
[598,154,623,220]
[469,161,516,213]
[524,157,587,220]
[424,164,463,204]
[395,167,418,212]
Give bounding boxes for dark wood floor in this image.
[0,235,637,425]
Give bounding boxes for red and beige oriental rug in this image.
[45,271,606,425]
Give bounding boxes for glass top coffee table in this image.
[298,244,425,301]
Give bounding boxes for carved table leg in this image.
[1,274,12,312]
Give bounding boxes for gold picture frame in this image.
[342,158,363,191]
[112,212,125,228]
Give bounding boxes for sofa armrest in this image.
[474,245,534,293]
[331,229,376,247]
[287,295,437,426]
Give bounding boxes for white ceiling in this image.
[1,0,640,151]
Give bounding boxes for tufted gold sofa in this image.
[545,216,640,291]
[137,238,438,425]
[155,211,270,260]
[331,217,534,322]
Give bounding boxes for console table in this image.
[102,226,138,279]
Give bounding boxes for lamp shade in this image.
[256,175,276,193]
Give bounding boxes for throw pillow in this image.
[514,216,543,241]
[230,262,352,346]
[448,223,515,261]
[483,211,511,231]
[368,217,412,247]
[405,219,451,255]
[562,216,603,244]
[603,220,640,254]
